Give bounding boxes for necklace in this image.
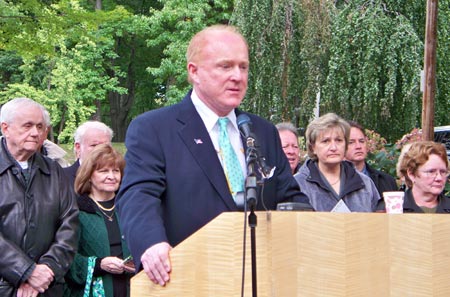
[97,207,114,221]
[92,198,115,211]
[328,177,340,186]
[90,196,115,221]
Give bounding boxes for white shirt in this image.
[18,160,29,170]
[191,90,247,176]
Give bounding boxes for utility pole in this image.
[421,0,438,141]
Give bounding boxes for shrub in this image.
[366,128,449,195]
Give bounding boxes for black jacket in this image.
[63,159,80,188]
[0,138,79,296]
[365,162,398,196]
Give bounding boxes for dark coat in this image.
[365,162,398,196]
[63,159,80,188]
[0,138,79,297]
[116,91,308,270]
[403,189,450,213]
[64,194,131,297]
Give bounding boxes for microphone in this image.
[237,114,253,141]
[237,114,275,179]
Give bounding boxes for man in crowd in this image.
[345,121,398,199]
[117,24,309,286]
[39,109,70,167]
[276,122,301,174]
[0,98,78,296]
[63,120,113,184]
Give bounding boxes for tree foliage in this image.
[323,0,423,141]
[233,0,448,142]
[231,0,333,127]
[0,0,151,142]
[145,0,234,106]
[433,0,450,126]
[1,0,449,145]
[0,50,23,89]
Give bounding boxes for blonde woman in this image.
[294,113,380,212]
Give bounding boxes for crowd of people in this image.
[1,24,448,297]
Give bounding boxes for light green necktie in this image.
[218,117,244,196]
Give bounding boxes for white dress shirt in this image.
[191,90,247,176]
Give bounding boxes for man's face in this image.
[1,105,46,161]
[75,129,111,162]
[188,30,249,117]
[279,130,300,173]
[345,127,368,163]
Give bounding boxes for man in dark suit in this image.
[63,121,113,185]
[116,24,309,286]
[345,121,398,201]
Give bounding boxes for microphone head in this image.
[237,114,252,128]
[237,114,252,138]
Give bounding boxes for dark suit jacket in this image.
[116,91,308,269]
[63,159,79,188]
[365,162,398,196]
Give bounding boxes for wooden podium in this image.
[131,212,450,296]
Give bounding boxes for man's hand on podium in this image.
[141,242,172,286]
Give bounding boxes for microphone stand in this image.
[244,138,258,297]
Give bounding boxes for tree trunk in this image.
[108,42,136,142]
[421,0,438,140]
[92,100,102,121]
[108,92,132,142]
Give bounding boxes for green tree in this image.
[0,50,24,89]
[0,1,152,142]
[1,0,449,144]
[358,0,449,131]
[323,0,423,141]
[433,0,450,126]
[233,0,449,142]
[77,0,162,141]
[232,0,335,129]
[145,0,234,106]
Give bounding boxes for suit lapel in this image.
[176,94,238,210]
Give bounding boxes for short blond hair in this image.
[305,113,350,160]
[186,25,246,64]
[186,25,248,84]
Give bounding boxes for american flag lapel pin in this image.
[194,138,203,144]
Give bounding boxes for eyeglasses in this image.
[419,169,450,179]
